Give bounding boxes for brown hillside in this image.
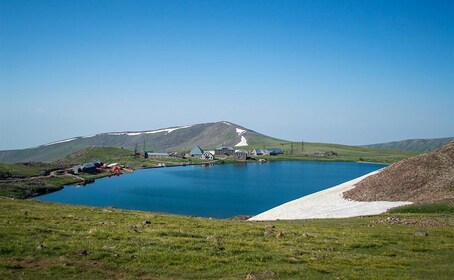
[344,141,454,205]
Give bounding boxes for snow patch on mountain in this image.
[235,136,248,147]
[236,128,246,136]
[43,138,77,146]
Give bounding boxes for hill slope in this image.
[344,141,454,205]
[0,121,285,163]
[362,137,454,153]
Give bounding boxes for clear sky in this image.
[0,0,453,150]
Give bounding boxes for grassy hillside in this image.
[249,142,417,164]
[363,137,454,153]
[0,198,453,279]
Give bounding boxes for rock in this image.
[23,211,28,216]
[36,244,45,250]
[414,230,428,236]
[302,232,310,237]
[206,236,223,245]
[245,273,257,280]
[264,224,275,229]
[264,230,274,237]
[75,250,90,256]
[130,224,138,228]
[275,231,284,238]
[263,270,276,278]
[143,220,151,225]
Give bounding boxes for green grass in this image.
[245,142,417,164]
[0,163,47,179]
[0,198,453,279]
[389,204,454,214]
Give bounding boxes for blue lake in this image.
[34,161,385,218]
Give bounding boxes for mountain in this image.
[344,141,454,205]
[362,137,454,153]
[0,121,286,163]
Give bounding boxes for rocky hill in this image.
[0,121,286,163]
[344,141,454,205]
[362,137,454,153]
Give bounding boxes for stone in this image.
[75,250,90,256]
[275,231,284,238]
[143,220,151,225]
[245,273,257,280]
[264,230,274,237]
[414,230,428,236]
[36,244,45,250]
[263,270,276,278]
[206,236,223,245]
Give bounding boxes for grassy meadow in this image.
[0,198,453,279]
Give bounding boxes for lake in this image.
[34,161,385,218]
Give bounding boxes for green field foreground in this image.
[0,198,453,279]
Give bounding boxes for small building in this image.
[265,148,284,155]
[200,151,214,160]
[251,148,266,156]
[313,151,338,157]
[189,145,204,157]
[169,152,186,159]
[73,161,100,174]
[234,150,248,161]
[145,152,169,158]
[215,146,235,156]
[251,148,284,156]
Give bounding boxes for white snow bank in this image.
[249,170,412,220]
[43,138,77,146]
[82,135,96,138]
[145,125,192,134]
[236,128,246,136]
[223,122,231,125]
[235,136,248,147]
[104,125,193,136]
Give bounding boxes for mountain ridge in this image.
[362,137,454,153]
[0,121,286,163]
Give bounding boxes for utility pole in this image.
[301,140,304,154]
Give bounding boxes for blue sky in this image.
[0,0,453,150]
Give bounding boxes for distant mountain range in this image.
[362,137,454,153]
[0,121,286,163]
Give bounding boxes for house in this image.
[169,152,186,159]
[73,160,102,174]
[215,146,235,156]
[234,150,248,161]
[265,148,284,155]
[145,152,169,158]
[313,151,337,157]
[189,145,204,157]
[200,151,214,160]
[251,148,284,156]
[251,148,266,156]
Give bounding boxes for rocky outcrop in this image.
[344,141,454,205]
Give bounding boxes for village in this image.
[71,145,285,175]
